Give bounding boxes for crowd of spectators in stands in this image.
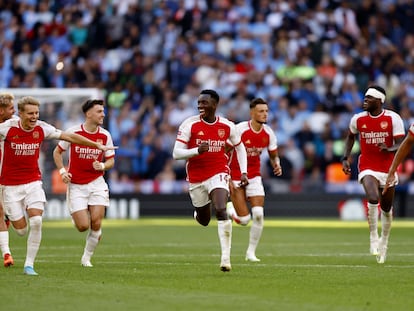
[2,0,414,194]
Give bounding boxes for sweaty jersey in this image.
[176,115,242,183]
[56,124,115,185]
[0,118,62,185]
[229,121,277,180]
[349,109,405,173]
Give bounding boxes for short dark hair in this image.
[250,98,267,109]
[82,99,104,113]
[200,89,219,103]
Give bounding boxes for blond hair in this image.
[17,96,40,112]
[0,93,14,108]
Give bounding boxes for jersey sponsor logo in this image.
[246,146,263,157]
[245,139,251,145]
[11,142,40,155]
[362,124,367,129]
[195,138,225,152]
[75,146,102,159]
[360,131,389,145]
[197,131,204,136]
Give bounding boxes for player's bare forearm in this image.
[270,154,282,176]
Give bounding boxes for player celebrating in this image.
[172,89,248,272]
[53,99,115,268]
[0,96,116,276]
[0,93,16,267]
[342,85,405,264]
[226,98,282,262]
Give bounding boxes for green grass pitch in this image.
[3,218,414,311]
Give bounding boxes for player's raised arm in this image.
[59,131,117,151]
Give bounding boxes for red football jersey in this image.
[0,119,62,185]
[57,124,115,184]
[229,121,277,180]
[176,115,242,183]
[349,109,405,173]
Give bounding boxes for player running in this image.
[0,96,116,275]
[0,93,16,267]
[53,99,115,268]
[173,89,248,272]
[342,85,405,264]
[226,98,282,262]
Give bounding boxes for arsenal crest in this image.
[218,129,225,138]
[33,131,39,139]
[380,121,388,130]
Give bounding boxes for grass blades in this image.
[3,218,414,311]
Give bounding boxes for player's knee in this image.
[14,226,28,236]
[239,214,251,226]
[76,224,89,232]
[197,217,210,226]
[252,206,264,224]
[194,208,210,226]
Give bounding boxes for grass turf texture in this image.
[3,218,414,311]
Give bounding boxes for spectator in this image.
[2,0,414,196]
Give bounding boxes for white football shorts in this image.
[358,169,399,188]
[189,173,229,207]
[67,176,110,214]
[231,176,265,197]
[1,180,46,221]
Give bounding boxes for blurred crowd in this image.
[2,0,414,194]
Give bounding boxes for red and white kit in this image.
[229,120,277,180]
[349,109,405,173]
[176,115,243,183]
[56,124,115,184]
[0,118,62,185]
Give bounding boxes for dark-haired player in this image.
[226,98,282,262]
[342,85,405,264]
[53,99,115,268]
[173,89,248,272]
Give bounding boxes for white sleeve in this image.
[229,121,247,174]
[172,140,199,160]
[392,113,405,137]
[349,114,358,134]
[234,142,247,174]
